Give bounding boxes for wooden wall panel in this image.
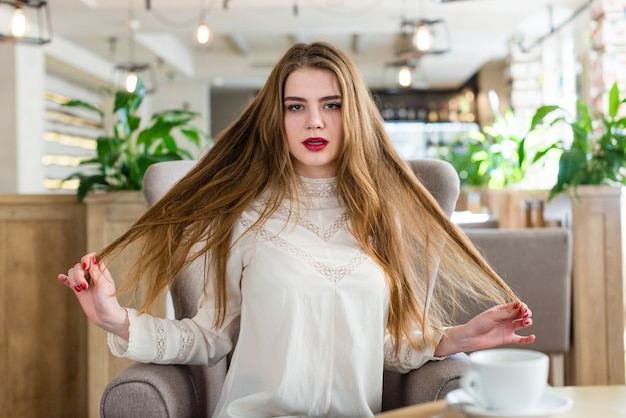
[566,186,626,385]
[0,195,87,418]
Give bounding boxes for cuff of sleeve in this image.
[107,332,129,357]
[107,307,132,357]
[431,326,449,361]
[107,308,156,362]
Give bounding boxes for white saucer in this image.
[445,388,573,418]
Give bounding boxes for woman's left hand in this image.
[434,301,535,357]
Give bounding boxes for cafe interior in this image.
[1,0,625,417]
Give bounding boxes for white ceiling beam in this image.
[226,34,251,56]
[79,0,98,9]
[135,32,195,78]
[44,36,114,84]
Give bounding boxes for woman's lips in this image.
[302,137,328,151]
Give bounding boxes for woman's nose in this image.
[306,110,323,129]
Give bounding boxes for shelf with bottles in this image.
[372,76,478,123]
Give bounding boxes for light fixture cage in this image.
[399,17,451,56]
[0,0,52,45]
[112,62,157,94]
[384,58,429,89]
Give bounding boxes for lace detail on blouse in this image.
[403,346,413,367]
[274,203,349,242]
[241,218,368,283]
[384,339,414,369]
[299,176,336,198]
[174,321,195,361]
[155,318,167,361]
[384,342,394,364]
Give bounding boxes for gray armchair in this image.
[101,158,470,417]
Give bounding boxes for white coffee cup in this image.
[460,348,549,413]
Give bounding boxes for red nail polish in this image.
[82,262,87,270]
[80,283,88,290]
[74,285,82,292]
[523,318,530,325]
[513,302,520,309]
[91,256,98,265]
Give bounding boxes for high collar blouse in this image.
[108,176,442,417]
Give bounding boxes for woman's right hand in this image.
[57,252,130,340]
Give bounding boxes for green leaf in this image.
[532,141,560,163]
[74,174,109,202]
[608,82,620,119]
[62,99,104,119]
[529,105,561,130]
[161,134,178,153]
[180,128,201,147]
[517,137,526,170]
[556,149,587,186]
[177,149,194,160]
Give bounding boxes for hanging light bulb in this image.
[412,23,432,52]
[0,1,52,45]
[398,66,413,87]
[10,6,27,38]
[125,71,138,93]
[195,21,212,44]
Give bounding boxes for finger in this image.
[511,317,533,330]
[76,253,101,291]
[89,258,109,286]
[99,261,111,279]
[523,305,533,319]
[57,273,70,284]
[67,263,89,293]
[485,303,522,321]
[514,334,536,345]
[512,305,532,322]
[81,252,98,270]
[508,302,532,321]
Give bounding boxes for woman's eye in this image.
[287,104,303,111]
[325,102,341,110]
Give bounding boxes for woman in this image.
[58,42,534,417]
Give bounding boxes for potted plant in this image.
[438,92,558,223]
[440,91,558,190]
[530,82,626,200]
[439,138,490,188]
[62,76,211,201]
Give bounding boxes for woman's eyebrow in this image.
[283,95,342,102]
[283,96,305,102]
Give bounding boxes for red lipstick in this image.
[303,137,328,151]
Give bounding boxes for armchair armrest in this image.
[101,361,227,418]
[382,353,470,411]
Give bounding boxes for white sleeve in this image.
[383,328,447,373]
[107,241,244,366]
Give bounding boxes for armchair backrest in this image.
[142,159,460,319]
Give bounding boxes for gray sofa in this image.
[100,159,572,417]
[462,228,572,385]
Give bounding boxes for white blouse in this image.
[108,177,443,417]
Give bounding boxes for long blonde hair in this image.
[99,41,516,352]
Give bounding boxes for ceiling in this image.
[45,0,592,90]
